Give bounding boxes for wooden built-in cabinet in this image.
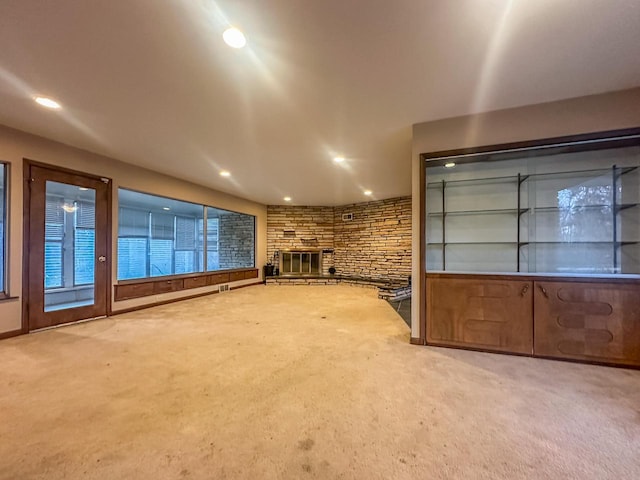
[114,268,258,301]
[427,274,640,367]
[427,276,533,354]
[534,281,640,367]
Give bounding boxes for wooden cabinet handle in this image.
[520,284,529,296]
[538,284,548,298]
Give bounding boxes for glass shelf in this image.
[426,158,640,275]
[428,242,518,246]
[428,208,529,217]
[427,174,521,188]
[530,204,613,212]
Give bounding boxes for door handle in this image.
[538,284,548,298]
[98,256,107,263]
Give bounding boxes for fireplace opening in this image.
[280,250,321,275]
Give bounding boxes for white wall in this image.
[410,87,640,340]
[0,124,267,334]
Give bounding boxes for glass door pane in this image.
[44,181,96,312]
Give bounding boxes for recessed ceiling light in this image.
[333,156,345,163]
[223,27,246,48]
[163,207,171,211]
[219,170,231,177]
[363,190,372,196]
[283,196,292,202]
[444,162,456,168]
[34,96,61,109]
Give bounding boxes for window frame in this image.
[0,161,7,297]
[116,188,256,282]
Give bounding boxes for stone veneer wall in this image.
[266,206,334,274]
[266,196,411,281]
[218,213,256,269]
[334,197,412,280]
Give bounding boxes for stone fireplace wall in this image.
[334,197,411,281]
[266,206,335,274]
[267,196,411,280]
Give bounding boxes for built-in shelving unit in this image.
[421,129,640,368]
[427,165,639,274]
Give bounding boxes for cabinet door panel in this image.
[534,281,640,366]
[427,277,533,354]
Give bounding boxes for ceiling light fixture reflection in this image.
[444,162,456,168]
[79,187,89,191]
[163,207,171,211]
[283,196,292,202]
[363,190,372,196]
[223,27,246,48]
[62,202,78,213]
[333,156,345,163]
[34,96,61,109]
[219,170,231,177]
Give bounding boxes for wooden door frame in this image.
[22,159,112,332]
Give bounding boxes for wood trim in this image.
[532,354,640,371]
[23,158,111,181]
[0,328,24,340]
[23,161,112,330]
[410,337,425,346]
[426,272,640,285]
[115,268,257,286]
[425,343,534,359]
[418,149,427,344]
[230,281,263,290]
[22,160,32,332]
[105,175,113,316]
[111,281,263,316]
[114,268,259,301]
[111,289,221,315]
[420,127,640,165]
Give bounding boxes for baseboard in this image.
[112,281,263,316]
[0,328,25,340]
[230,281,264,290]
[410,337,425,345]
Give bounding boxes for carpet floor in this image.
[0,285,638,479]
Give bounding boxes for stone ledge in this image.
[265,275,411,301]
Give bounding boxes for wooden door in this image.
[534,281,640,366]
[24,163,111,330]
[427,275,533,354]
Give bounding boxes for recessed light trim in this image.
[333,156,345,163]
[219,170,231,177]
[223,27,246,48]
[283,196,292,202]
[34,96,61,109]
[444,162,456,168]
[363,190,372,196]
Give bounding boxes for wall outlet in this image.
[342,213,353,221]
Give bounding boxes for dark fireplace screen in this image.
[280,251,321,275]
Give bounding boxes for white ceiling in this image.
[1,0,639,206]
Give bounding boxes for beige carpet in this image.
[1,285,638,480]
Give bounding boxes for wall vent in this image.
[342,213,354,221]
[219,284,230,293]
